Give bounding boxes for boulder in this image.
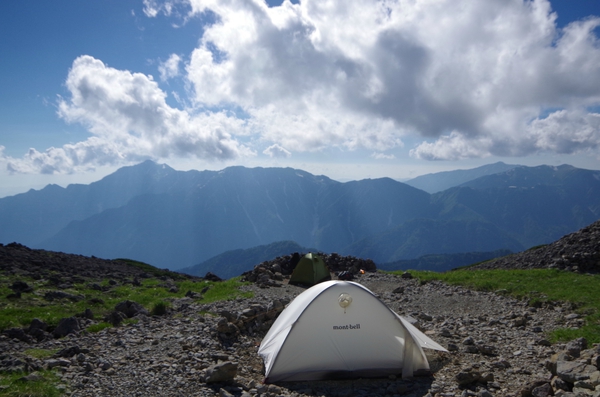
[114,300,149,318]
[27,319,50,342]
[10,280,33,293]
[105,311,128,326]
[531,382,553,397]
[53,317,82,338]
[565,337,587,358]
[557,360,596,384]
[44,291,83,302]
[455,370,481,386]
[54,345,82,358]
[204,361,238,383]
[205,272,223,282]
[28,318,48,333]
[3,327,33,344]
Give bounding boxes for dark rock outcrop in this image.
[241,252,377,286]
[470,220,600,273]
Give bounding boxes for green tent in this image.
[289,253,331,286]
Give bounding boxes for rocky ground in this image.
[0,243,164,280]
[470,220,600,274]
[2,269,596,397]
[1,224,600,397]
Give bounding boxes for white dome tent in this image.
[258,280,447,383]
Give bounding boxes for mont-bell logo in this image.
[332,324,360,330]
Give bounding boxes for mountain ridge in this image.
[1,161,599,273]
[405,161,520,193]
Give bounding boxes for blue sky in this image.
[1,0,600,197]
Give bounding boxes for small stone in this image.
[455,370,481,386]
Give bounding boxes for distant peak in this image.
[126,160,174,172]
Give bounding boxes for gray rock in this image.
[476,344,497,356]
[81,308,94,320]
[54,345,83,358]
[44,291,83,301]
[53,317,82,338]
[45,358,71,369]
[531,382,552,397]
[3,327,33,343]
[455,370,481,386]
[10,280,33,293]
[565,337,588,358]
[439,328,453,337]
[104,310,128,326]
[552,375,571,391]
[204,361,238,383]
[28,318,48,333]
[419,313,433,321]
[98,359,112,370]
[557,360,593,383]
[114,300,149,318]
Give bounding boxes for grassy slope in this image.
[0,263,251,331]
[393,268,600,343]
[0,260,252,397]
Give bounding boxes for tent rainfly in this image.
[258,280,447,383]
[288,253,331,286]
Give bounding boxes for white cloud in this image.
[411,109,600,160]
[263,144,291,158]
[371,152,396,160]
[143,0,175,18]
[4,55,253,174]
[159,54,182,81]
[180,0,600,160]
[409,132,491,161]
[529,109,600,154]
[7,0,600,175]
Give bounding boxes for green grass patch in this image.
[195,278,253,303]
[0,273,253,333]
[123,318,139,326]
[86,322,112,333]
[395,268,600,343]
[151,301,169,316]
[0,370,63,397]
[23,348,59,360]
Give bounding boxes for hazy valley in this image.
[1,160,599,277]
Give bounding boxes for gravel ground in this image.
[0,271,583,397]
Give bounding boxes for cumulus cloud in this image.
[7,0,600,174]
[411,109,600,160]
[5,55,253,174]
[180,0,600,160]
[263,144,292,158]
[529,109,600,154]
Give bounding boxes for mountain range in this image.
[403,161,519,193]
[1,160,599,274]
